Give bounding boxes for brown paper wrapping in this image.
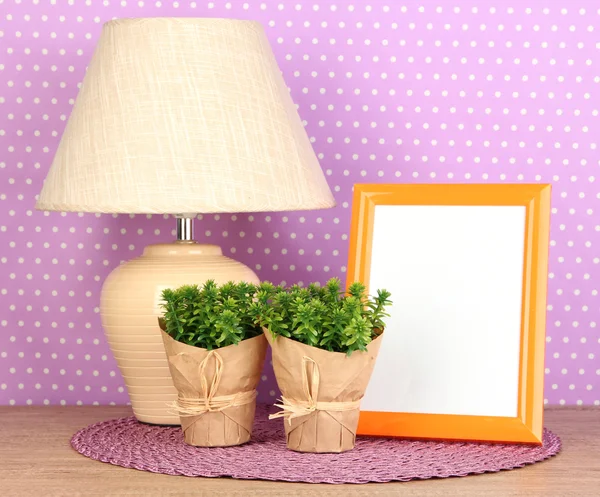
[265,329,383,453]
[161,331,267,447]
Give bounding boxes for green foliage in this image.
[255,278,392,356]
[161,278,393,355]
[160,280,262,350]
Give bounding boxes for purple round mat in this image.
[71,405,561,484]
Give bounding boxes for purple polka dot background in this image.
[0,0,599,408]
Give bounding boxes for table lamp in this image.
[36,18,335,424]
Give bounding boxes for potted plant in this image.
[159,280,267,447]
[256,278,392,453]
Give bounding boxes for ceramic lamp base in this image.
[100,242,260,425]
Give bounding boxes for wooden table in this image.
[1,406,598,496]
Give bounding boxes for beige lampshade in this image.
[37,18,335,214]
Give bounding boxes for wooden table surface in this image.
[1,406,598,496]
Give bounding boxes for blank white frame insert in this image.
[360,205,526,418]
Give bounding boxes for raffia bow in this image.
[269,356,362,424]
[168,350,257,416]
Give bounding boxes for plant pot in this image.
[264,329,383,453]
[162,332,267,447]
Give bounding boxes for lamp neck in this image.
[176,216,195,242]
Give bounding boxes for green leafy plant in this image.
[159,280,262,350]
[256,278,392,355]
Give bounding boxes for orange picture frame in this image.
[347,184,551,444]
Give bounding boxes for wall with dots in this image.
[1,0,599,408]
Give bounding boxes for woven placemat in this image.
[71,405,561,484]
